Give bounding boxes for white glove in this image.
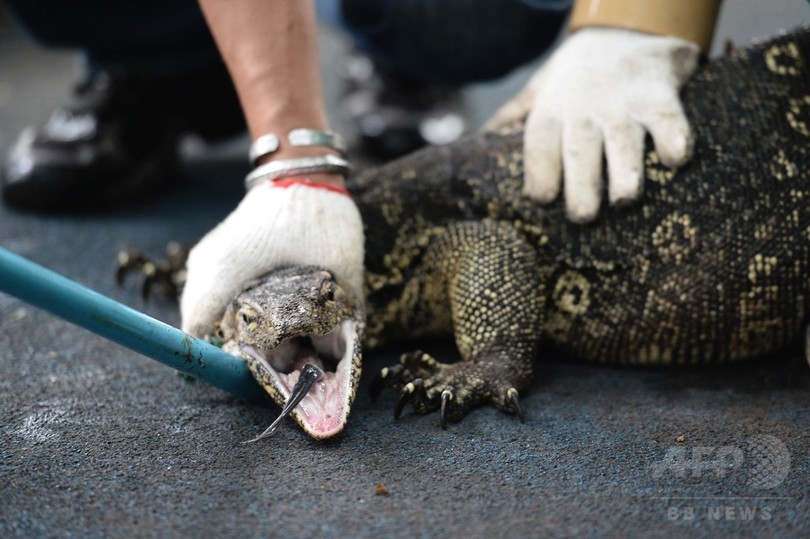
[487,27,700,223]
[180,180,365,337]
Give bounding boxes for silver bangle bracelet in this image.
[248,134,280,166]
[248,129,347,166]
[288,128,347,154]
[244,154,351,191]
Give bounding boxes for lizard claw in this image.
[369,367,388,403]
[374,349,532,427]
[394,378,424,419]
[114,248,159,300]
[370,364,405,403]
[507,387,525,423]
[115,248,148,288]
[440,385,455,430]
[139,261,158,301]
[115,244,188,301]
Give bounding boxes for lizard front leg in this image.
[116,241,188,300]
[371,220,547,428]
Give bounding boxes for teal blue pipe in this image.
[0,247,265,400]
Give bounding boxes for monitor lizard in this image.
[120,26,810,440]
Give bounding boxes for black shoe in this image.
[2,68,244,212]
[340,51,466,160]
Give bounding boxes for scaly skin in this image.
[352,27,810,425]
[121,27,810,438]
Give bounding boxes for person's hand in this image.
[487,27,700,223]
[180,179,365,337]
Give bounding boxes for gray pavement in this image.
[1,4,809,538]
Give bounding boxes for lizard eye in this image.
[240,312,253,325]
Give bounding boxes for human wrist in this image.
[246,128,350,191]
[251,126,346,163]
[253,152,347,189]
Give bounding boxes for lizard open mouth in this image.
[240,319,355,439]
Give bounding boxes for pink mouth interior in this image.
[242,320,353,438]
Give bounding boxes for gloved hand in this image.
[180,179,365,337]
[487,27,700,223]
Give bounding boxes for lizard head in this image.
[216,266,364,440]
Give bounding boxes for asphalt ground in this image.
[1,4,809,538]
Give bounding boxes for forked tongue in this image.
[244,363,325,443]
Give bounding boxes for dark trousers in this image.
[5,0,570,83]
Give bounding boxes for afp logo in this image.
[650,434,790,489]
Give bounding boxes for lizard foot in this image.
[370,349,527,429]
[115,242,188,300]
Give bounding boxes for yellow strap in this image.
[569,0,723,52]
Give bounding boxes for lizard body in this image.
[347,27,810,423]
[127,28,810,438]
